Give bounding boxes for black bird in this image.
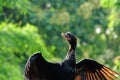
[24,32,120,80]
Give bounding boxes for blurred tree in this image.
[101,0,120,71]
[0,0,120,79]
[0,22,59,80]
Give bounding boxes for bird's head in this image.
[62,32,77,48]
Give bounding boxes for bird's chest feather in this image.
[53,63,75,80]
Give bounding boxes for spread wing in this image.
[24,52,57,80]
[75,59,120,80]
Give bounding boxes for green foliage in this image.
[101,0,120,27]
[0,0,120,80]
[0,0,30,14]
[113,56,120,72]
[0,22,58,80]
[0,22,53,58]
[50,11,70,25]
[0,62,23,80]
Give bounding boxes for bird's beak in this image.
[61,33,65,37]
[61,33,70,41]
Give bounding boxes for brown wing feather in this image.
[75,59,120,80]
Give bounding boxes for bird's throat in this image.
[64,43,76,67]
[67,44,76,57]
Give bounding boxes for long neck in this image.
[64,42,76,68]
[67,43,76,54]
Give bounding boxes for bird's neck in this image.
[64,43,76,68]
[68,43,76,53]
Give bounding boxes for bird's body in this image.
[24,32,120,80]
[25,52,75,80]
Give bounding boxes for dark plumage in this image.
[24,32,120,80]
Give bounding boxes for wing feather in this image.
[75,59,120,80]
[86,72,90,80]
[24,52,57,80]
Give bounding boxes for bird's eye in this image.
[68,33,71,36]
